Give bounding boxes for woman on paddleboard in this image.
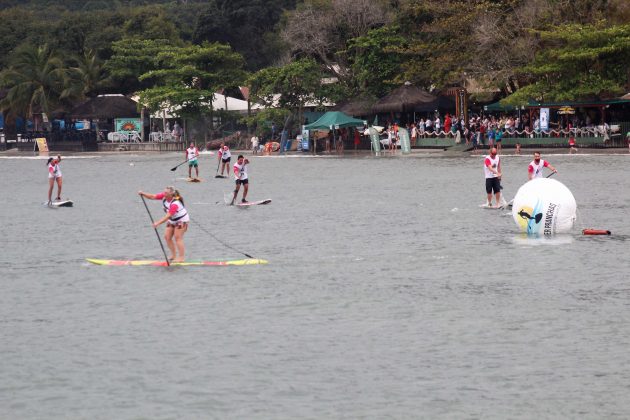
[138,187,189,263]
[218,143,231,177]
[47,155,63,204]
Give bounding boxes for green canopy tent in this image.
[304,111,365,130]
[304,111,366,153]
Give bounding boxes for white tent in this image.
[131,93,264,118]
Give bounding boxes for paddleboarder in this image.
[217,143,231,177]
[230,155,249,205]
[47,155,63,204]
[138,187,189,263]
[186,142,200,179]
[528,151,557,180]
[483,147,502,207]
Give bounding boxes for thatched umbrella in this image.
[70,94,141,140]
[372,82,437,113]
[70,94,140,119]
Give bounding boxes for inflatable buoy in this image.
[512,178,577,235]
[582,229,611,235]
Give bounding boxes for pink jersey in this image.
[154,193,188,224]
[528,159,549,178]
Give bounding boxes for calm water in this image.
[1,150,629,419]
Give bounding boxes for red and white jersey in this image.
[218,146,231,160]
[48,162,62,179]
[233,161,248,180]
[155,193,189,224]
[186,146,198,160]
[484,154,500,178]
[528,159,549,178]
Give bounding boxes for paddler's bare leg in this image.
[55,177,62,200]
[164,225,177,261]
[172,224,187,262]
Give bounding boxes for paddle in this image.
[140,195,170,266]
[546,171,557,178]
[170,158,192,171]
[214,157,222,178]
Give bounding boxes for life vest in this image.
[162,198,188,222]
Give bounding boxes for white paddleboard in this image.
[44,199,74,207]
[479,203,502,210]
[235,199,272,207]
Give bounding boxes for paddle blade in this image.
[170,167,178,171]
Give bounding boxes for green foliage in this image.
[504,23,630,104]
[343,25,406,97]
[138,42,247,120]
[248,58,326,110]
[192,0,296,70]
[0,44,77,119]
[106,38,176,94]
[240,107,291,138]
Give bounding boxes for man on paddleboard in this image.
[47,155,63,204]
[230,155,249,205]
[484,147,502,207]
[186,142,200,179]
[218,143,231,177]
[528,151,557,180]
[138,187,189,263]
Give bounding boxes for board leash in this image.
[190,218,254,259]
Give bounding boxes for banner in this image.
[115,118,142,133]
[35,138,49,152]
[539,108,549,131]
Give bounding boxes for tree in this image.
[138,42,247,136]
[343,26,406,98]
[0,44,78,128]
[503,23,630,104]
[68,49,111,98]
[280,0,392,79]
[192,0,297,70]
[106,38,178,95]
[248,58,328,128]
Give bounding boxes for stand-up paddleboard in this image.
[236,199,272,207]
[44,200,74,207]
[86,258,268,266]
[215,175,228,179]
[479,203,502,210]
[186,178,203,183]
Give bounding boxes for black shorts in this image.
[485,177,501,194]
[222,157,231,163]
[236,178,248,185]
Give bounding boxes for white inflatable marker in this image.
[511,178,576,235]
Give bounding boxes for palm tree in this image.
[0,44,72,130]
[68,49,111,98]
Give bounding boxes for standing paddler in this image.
[186,141,200,180]
[230,155,249,205]
[138,187,189,263]
[47,155,63,204]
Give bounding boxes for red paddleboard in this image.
[582,229,611,235]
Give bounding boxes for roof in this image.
[70,94,140,119]
[304,111,365,130]
[373,83,437,113]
